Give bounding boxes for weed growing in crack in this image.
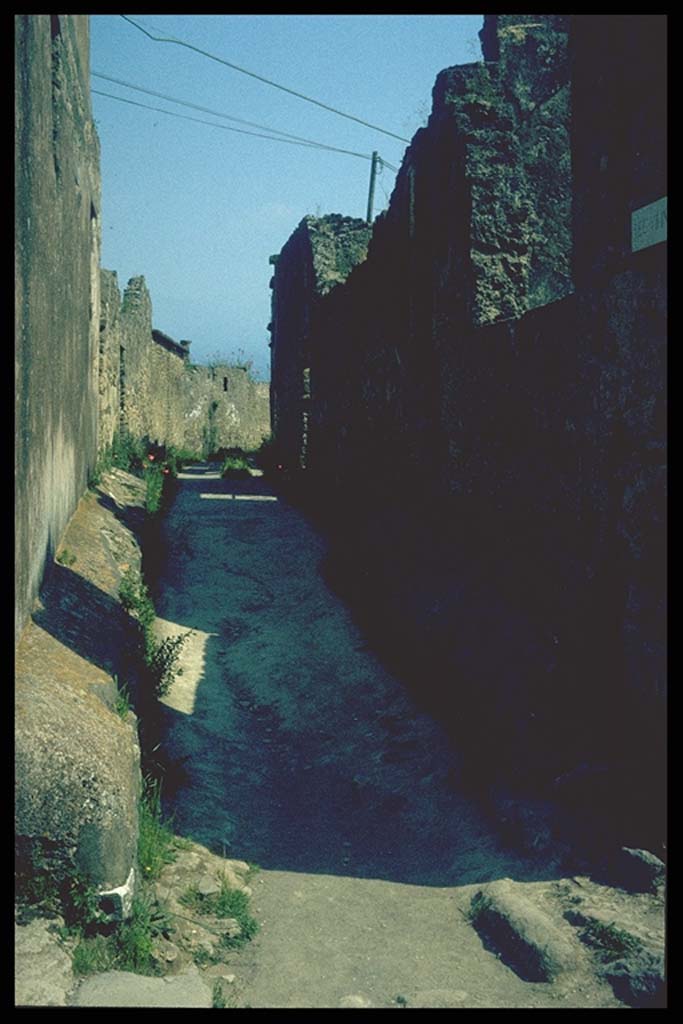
[145,463,165,514]
[112,895,156,973]
[221,453,251,479]
[118,567,191,700]
[113,676,132,720]
[71,934,115,975]
[61,785,181,978]
[212,980,229,1008]
[119,568,155,631]
[70,891,174,977]
[579,920,642,963]
[180,875,259,950]
[138,778,178,880]
[145,631,192,699]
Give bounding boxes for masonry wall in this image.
[98,271,271,457]
[271,14,666,849]
[269,215,372,470]
[98,269,122,454]
[15,14,101,643]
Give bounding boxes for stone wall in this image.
[16,472,146,907]
[14,12,269,911]
[269,215,372,470]
[98,270,122,454]
[270,14,666,849]
[15,14,101,643]
[98,271,271,457]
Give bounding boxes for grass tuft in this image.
[180,875,259,950]
[212,979,228,1008]
[137,778,178,880]
[580,920,642,963]
[72,934,115,975]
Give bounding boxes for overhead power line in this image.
[92,88,374,160]
[379,157,399,173]
[92,70,365,151]
[120,14,411,144]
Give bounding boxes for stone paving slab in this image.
[71,966,213,1007]
[15,919,75,1007]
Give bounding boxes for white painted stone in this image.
[98,865,135,919]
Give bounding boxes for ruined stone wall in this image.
[118,276,155,442]
[148,334,188,451]
[15,14,101,643]
[98,269,122,453]
[271,14,666,847]
[300,17,572,498]
[98,271,271,456]
[269,215,372,470]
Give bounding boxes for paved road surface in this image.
[150,465,618,1009]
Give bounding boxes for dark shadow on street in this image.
[144,466,566,888]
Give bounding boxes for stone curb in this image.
[470,878,578,982]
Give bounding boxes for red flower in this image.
[162,468,170,475]
[148,454,155,461]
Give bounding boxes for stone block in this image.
[470,878,578,981]
[15,669,140,893]
[604,949,666,1008]
[15,918,75,1007]
[612,847,666,894]
[71,966,213,1007]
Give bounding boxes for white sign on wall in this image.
[631,196,667,252]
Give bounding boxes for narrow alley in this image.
[147,464,623,1008]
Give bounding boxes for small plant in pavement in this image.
[212,979,229,1008]
[137,777,178,880]
[180,875,259,950]
[579,920,642,963]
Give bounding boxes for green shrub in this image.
[221,454,251,478]
[145,463,165,514]
[163,445,201,475]
[119,568,155,633]
[144,631,192,699]
[112,428,146,473]
[65,875,109,932]
[119,568,190,701]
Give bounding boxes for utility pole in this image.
[366,151,379,224]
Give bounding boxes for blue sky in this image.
[90,14,483,379]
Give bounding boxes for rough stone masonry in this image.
[15,13,270,914]
[98,271,270,458]
[269,14,666,856]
